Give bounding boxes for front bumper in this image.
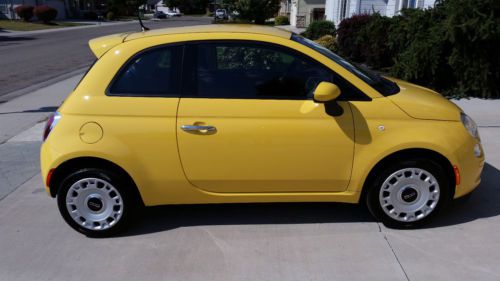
[454,139,484,198]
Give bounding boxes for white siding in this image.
[326,0,435,26]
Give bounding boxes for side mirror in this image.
[313,82,341,103]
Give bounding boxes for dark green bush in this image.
[274,15,289,26]
[304,20,336,40]
[34,5,58,23]
[443,0,500,98]
[336,14,372,62]
[83,11,98,20]
[14,5,34,22]
[356,14,393,68]
[337,0,500,98]
[106,11,116,21]
[389,7,454,92]
[222,0,280,24]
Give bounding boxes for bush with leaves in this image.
[389,7,454,93]
[303,20,336,40]
[336,14,372,62]
[34,5,58,23]
[222,0,280,24]
[315,35,338,52]
[14,5,34,22]
[442,0,500,98]
[274,15,289,26]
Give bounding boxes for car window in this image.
[189,41,368,100]
[108,45,182,97]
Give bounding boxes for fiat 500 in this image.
[40,25,484,236]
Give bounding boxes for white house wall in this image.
[327,0,435,25]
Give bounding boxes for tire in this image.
[366,158,450,228]
[57,168,137,237]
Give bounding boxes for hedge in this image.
[14,5,34,22]
[304,20,336,40]
[34,5,58,23]
[335,0,500,98]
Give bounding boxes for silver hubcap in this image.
[379,168,440,222]
[66,178,123,231]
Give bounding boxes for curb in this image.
[0,66,89,103]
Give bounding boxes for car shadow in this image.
[120,202,374,237]
[426,162,500,228]
[0,106,58,115]
[0,35,35,47]
[117,162,500,237]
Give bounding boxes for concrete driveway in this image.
[0,76,499,281]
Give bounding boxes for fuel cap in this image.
[79,122,103,144]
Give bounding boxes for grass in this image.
[0,20,88,31]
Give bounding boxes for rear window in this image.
[108,45,183,97]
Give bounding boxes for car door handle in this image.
[181,125,217,133]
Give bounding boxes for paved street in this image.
[0,17,211,100]
[0,72,499,280]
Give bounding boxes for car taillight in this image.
[43,112,61,141]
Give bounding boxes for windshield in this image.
[291,34,399,97]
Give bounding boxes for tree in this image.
[223,0,280,24]
[164,0,180,9]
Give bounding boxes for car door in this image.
[176,40,356,193]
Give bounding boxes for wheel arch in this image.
[360,148,456,202]
[48,157,144,206]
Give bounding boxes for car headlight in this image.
[460,112,479,139]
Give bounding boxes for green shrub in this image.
[274,15,289,26]
[83,11,98,20]
[222,0,280,24]
[315,35,338,52]
[106,11,116,21]
[336,14,372,62]
[356,14,393,68]
[304,20,336,40]
[14,5,34,22]
[389,7,454,93]
[34,5,58,23]
[442,0,500,98]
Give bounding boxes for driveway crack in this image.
[378,223,410,281]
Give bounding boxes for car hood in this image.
[386,78,461,121]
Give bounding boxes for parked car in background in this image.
[166,11,181,17]
[215,9,228,20]
[153,11,167,19]
[41,25,484,236]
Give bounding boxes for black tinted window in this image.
[191,42,367,100]
[109,45,182,96]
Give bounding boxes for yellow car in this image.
[40,25,484,236]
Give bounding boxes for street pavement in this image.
[0,16,211,100]
[0,73,499,281]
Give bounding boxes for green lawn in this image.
[0,20,88,31]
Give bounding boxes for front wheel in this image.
[366,159,450,228]
[57,168,136,237]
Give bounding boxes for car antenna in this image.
[138,8,150,32]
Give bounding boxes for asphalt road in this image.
[0,17,211,99]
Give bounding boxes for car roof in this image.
[125,24,292,42]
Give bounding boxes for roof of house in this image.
[125,24,293,41]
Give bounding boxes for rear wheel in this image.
[57,168,136,237]
[366,159,450,228]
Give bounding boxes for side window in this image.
[108,45,182,97]
[196,42,333,99]
[192,41,367,100]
